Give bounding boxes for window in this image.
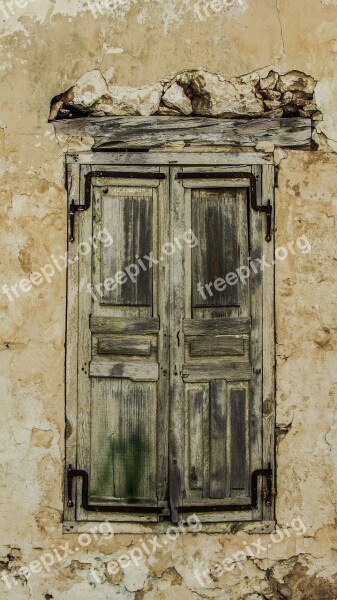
[65,153,275,528]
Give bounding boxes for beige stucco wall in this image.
[1,1,337,599]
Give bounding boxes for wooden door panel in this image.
[170,168,263,522]
[76,168,169,521]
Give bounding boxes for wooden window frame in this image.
[64,151,275,535]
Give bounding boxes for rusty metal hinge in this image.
[176,171,272,242]
[67,465,164,514]
[176,463,275,513]
[69,170,166,242]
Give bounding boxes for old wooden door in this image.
[66,160,274,524]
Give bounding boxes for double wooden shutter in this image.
[65,158,275,524]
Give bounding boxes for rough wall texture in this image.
[1,1,337,599]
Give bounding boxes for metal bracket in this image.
[67,464,275,515]
[177,464,275,513]
[69,170,166,242]
[67,465,164,514]
[176,172,272,242]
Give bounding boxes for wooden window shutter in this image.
[65,158,275,526]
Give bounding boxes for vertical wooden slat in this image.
[156,168,170,502]
[188,389,204,489]
[192,190,239,308]
[77,164,93,521]
[262,164,276,521]
[64,161,80,522]
[101,190,153,306]
[90,380,156,499]
[250,165,264,521]
[230,387,247,492]
[169,169,186,522]
[210,379,227,499]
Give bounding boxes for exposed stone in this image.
[282,91,294,104]
[48,100,63,121]
[178,70,264,117]
[157,105,182,116]
[264,99,282,110]
[50,68,318,120]
[162,82,193,115]
[283,103,298,116]
[259,70,279,90]
[91,82,163,116]
[276,70,316,96]
[261,89,282,101]
[62,69,109,112]
[264,108,284,118]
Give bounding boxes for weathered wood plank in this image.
[64,161,80,522]
[100,192,153,306]
[90,360,159,381]
[55,116,311,148]
[190,336,244,357]
[90,316,160,334]
[182,178,251,188]
[188,389,204,490]
[97,336,151,356]
[262,164,276,521]
[90,380,157,500]
[183,362,251,382]
[230,387,247,491]
[169,167,186,523]
[183,317,251,335]
[210,380,227,499]
[192,189,239,308]
[67,152,274,165]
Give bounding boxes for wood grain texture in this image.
[188,389,204,490]
[99,191,153,306]
[183,362,252,382]
[67,152,274,165]
[90,316,160,334]
[192,188,240,308]
[189,336,244,356]
[183,317,251,335]
[90,379,156,501]
[97,337,151,356]
[90,359,159,381]
[55,116,311,149]
[210,380,228,499]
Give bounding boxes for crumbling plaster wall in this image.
[1,1,337,599]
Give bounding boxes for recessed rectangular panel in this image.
[90,317,159,334]
[98,337,151,356]
[210,380,228,499]
[190,336,244,357]
[90,360,159,381]
[192,189,243,308]
[188,389,204,490]
[100,191,153,306]
[90,379,156,500]
[230,387,248,492]
[183,362,251,383]
[183,317,251,336]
